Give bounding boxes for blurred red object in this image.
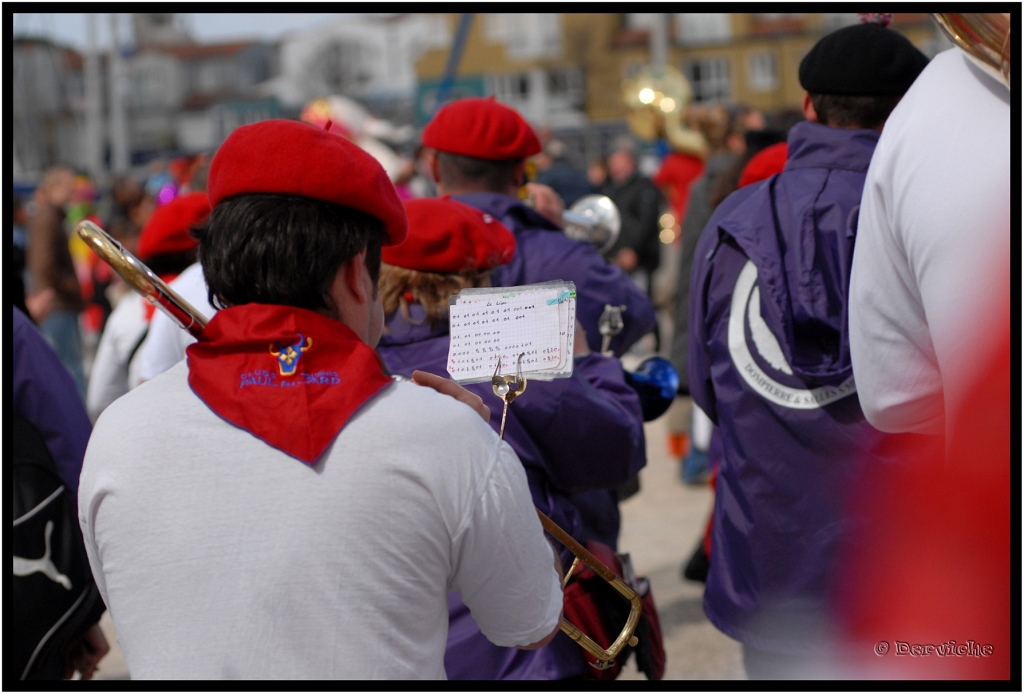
[835,290,1010,679]
[738,142,788,189]
[653,152,705,223]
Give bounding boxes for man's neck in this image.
[436,181,519,198]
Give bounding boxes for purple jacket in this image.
[452,193,656,357]
[688,122,896,654]
[379,304,646,679]
[13,307,92,501]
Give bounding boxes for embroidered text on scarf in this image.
[187,303,392,465]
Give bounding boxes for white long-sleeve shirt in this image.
[849,49,1010,438]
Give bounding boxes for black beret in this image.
[799,23,929,96]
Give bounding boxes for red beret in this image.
[207,119,407,245]
[382,196,516,273]
[136,192,209,261]
[738,142,789,189]
[422,97,541,160]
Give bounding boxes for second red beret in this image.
[382,196,516,273]
[422,97,542,161]
[136,192,209,261]
[207,119,407,245]
[738,142,789,189]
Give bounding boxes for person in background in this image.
[533,139,594,208]
[86,192,209,420]
[687,17,928,678]
[27,166,87,396]
[13,307,109,680]
[422,97,655,358]
[13,194,30,316]
[586,158,609,190]
[378,196,645,680]
[601,141,665,301]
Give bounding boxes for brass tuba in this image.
[933,13,1011,89]
[622,64,707,157]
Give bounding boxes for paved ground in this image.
[615,414,744,680]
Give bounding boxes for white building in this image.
[258,13,451,110]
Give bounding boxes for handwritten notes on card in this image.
[447,281,576,384]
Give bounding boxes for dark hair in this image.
[809,93,903,130]
[194,193,385,312]
[437,152,522,192]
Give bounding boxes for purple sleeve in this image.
[508,353,646,494]
[13,308,92,497]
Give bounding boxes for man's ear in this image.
[343,248,372,305]
[802,92,820,123]
[513,161,526,188]
[428,151,441,184]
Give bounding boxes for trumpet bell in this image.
[562,195,621,255]
[623,357,680,422]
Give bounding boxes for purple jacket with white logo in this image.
[379,303,645,679]
[688,121,897,654]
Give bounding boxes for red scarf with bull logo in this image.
[186,303,392,465]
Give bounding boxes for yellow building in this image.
[415,13,947,126]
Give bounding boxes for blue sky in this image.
[12,13,353,49]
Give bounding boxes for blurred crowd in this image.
[12,99,798,409]
[11,14,1009,681]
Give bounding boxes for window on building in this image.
[484,14,562,60]
[674,14,731,46]
[547,67,585,111]
[487,72,531,106]
[747,52,778,92]
[683,57,731,103]
[304,40,374,95]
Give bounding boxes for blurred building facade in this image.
[414,13,949,163]
[258,13,451,125]
[12,38,89,180]
[13,13,951,182]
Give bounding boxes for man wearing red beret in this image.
[378,197,646,680]
[78,120,563,679]
[86,192,209,420]
[422,97,655,359]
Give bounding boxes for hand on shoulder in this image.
[411,370,490,423]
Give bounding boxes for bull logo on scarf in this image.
[269,335,313,376]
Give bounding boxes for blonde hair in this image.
[379,263,491,328]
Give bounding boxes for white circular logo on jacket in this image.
[728,261,855,409]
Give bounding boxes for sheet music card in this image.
[447,281,576,384]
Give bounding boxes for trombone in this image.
[76,219,643,671]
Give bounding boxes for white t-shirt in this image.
[86,295,149,420]
[79,362,562,679]
[849,49,1010,438]
[137,262,217,382]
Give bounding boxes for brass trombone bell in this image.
[562,195,621,255]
